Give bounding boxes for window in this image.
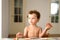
[51,0,59,23]
[14,0,23,22]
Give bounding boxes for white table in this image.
[2,37,60,40]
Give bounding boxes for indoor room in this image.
[2,0,60,40]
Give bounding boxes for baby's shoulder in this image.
[37,26,42,30]
[24,26,29,30]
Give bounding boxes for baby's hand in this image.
[16,32,23,38]
[45,23,52,30]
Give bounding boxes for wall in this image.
[25,0,60,34]
[0,0,2,38]
[26,0,50,30]
[9,0,27,34]
[48,0,60,34]
[9,0,50,34]
[2,0,9,38]
[2,0,60,38]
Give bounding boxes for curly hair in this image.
[27,10,41,19]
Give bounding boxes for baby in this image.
[15,10,52,38]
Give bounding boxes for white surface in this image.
[0,0,2,39]
[2,38,60,40]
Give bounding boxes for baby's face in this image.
[28,13,39,25]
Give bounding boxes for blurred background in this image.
[2,0,60,38]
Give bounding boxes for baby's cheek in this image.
[33,21,38,24]
[32,20,36,22]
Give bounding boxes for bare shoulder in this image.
[37,26,42,31]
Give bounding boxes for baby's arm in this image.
[39,27,48,37]
[14,32,23,40]
[39,23,52,37]
[39,27,48,38]
[15,27,28,38]
[14,27,28,40]
[23,27,28,38]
